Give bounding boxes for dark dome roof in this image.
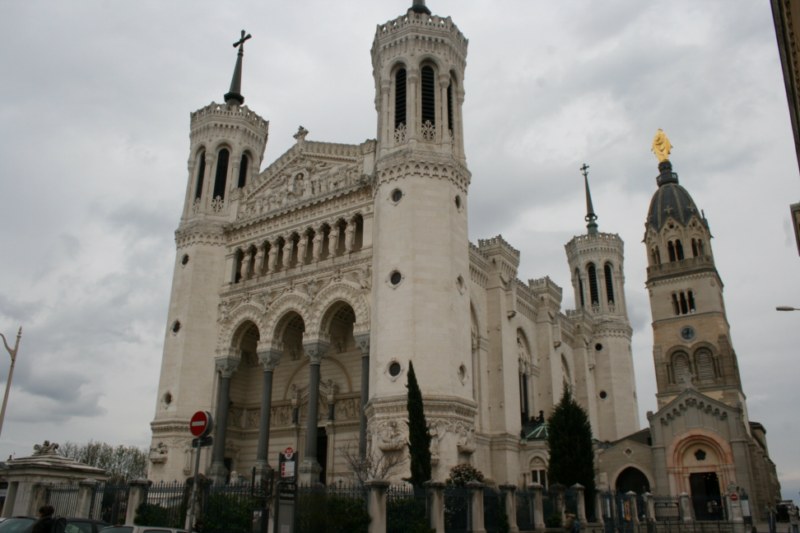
[646,161,703,231]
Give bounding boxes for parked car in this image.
[100,526,188,533]
[0,517,108,533]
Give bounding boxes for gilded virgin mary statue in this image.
[651,129,672,162]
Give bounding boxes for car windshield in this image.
[0,518,34,532]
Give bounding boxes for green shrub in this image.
[202,493,254,533]
[296,491,370,533]
[387,496,432,533]
[446,463,485,486]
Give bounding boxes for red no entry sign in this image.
[189,410,213,437]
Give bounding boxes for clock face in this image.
[680,326,695,341]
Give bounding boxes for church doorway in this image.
[317,426,328,484]
[615,467,650,494]
[690,472,723,520]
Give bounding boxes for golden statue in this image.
[651,128,673,162]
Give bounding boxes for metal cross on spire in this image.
[225,30,252,106]
[581,163,598,235]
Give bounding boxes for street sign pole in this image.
[185,411,213,531]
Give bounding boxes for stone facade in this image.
[148,1,778,518]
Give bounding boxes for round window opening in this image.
[181,254,189,266]
[595,343,603,351]
[391,189,403,202]
[390,270,402,286]
[599,390,607,399]
[389,362,401,377]
[458,364,467,383]
[455,195,462,209]
[163,392,173,405]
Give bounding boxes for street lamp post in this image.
[0,327,22,438]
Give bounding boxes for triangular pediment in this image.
[237,139,376,221]
[650,388,738,426]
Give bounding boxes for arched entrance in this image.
[615,467,650,494]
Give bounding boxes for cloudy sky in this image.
[1,0,798,499]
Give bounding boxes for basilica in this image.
[148,0,780,521]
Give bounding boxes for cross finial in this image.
[581,163,598,235]
[233,30,252,54]
[225,30,252,106]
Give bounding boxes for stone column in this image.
[256,349,281,476]
[29,483,48,517]
[210,356,239,483]
[1,482,16,518]
[267,240,277,272]
[330,226,341,256]
[355,333,370,458]
[426,481,446,533]
[626,491,639,525]
[75,479,98,518]
[297,235,308,265]
[300,340,329,484]
[467,481,486,533]
[500,484,520,533]
[366,480,390,533]
[643,492,655,523]
[254,245,264,276]
[679,492,693,523]
[344,221,355,253]
[125,479,151,525]
[572,483,586,524]
[529,483,545,530]
[312,231,323,262]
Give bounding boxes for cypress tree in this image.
[546,387,596,507]
[406,361,432,488]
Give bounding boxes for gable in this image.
[237,139,376,221]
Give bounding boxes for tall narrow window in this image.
[695,349,715,381]
[238,153,249,188]
[588,263,599,306]
[213,148,230,200]
[691,238,699,257]
[679,292,688,315]
[688,290,696,312]
[421,65,436,126]
[576,269,585,308]
[194,151,206,200]
[394,68,407,129]
[604,263,615,304]
[671,294,680,315]
[447,79,454,135]
[668,241,676,262]
[675,239,684,260]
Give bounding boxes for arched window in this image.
[672,351,692,385]
[530,457,548,489]
[517,330,532,423]
[576,268,585,308]
[668,241,676,262]
[447,77,454,135]
[194,151,206,200]
[587,263,599,306]
[237,153,249,188]
[421,65,436,127]
[675,239,685,260]
[213,148,230,200]
[695,348,716,381]
[604,262,615,304]
[352,214,364,251]
[233,249,244,283]
[394,68,407,129]
[691,238,699,257]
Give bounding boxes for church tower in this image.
[565,165,639,441]
[150,33,268,478]
[368,0,475,474]
[644,131,746,413]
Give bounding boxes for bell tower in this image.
[368,0,475,476]
[644,131,746,413]
[565,164,639,441]
[150,31,268,482]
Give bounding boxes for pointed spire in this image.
[581,163,598,235]
[411,0,431,15]
[224,30,252,106]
